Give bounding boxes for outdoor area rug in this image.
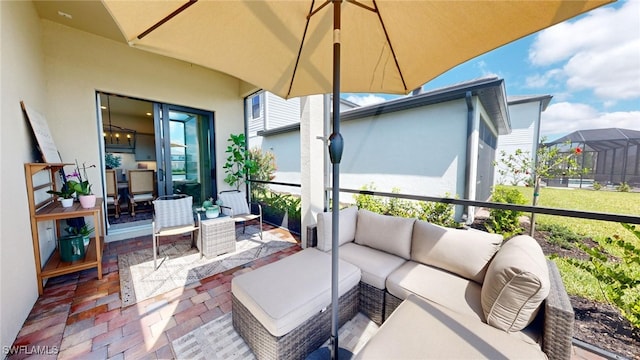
[118,225,296,307]
[171,312,379,359]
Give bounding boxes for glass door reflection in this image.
[155,105,215,205]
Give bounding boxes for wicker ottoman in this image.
[231,248,361,360]
[199,215,235,257]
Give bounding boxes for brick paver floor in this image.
[7,221,604,359]
[8,222,300,360]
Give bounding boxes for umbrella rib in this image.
[371,0,408,92]
[346,0,376,12]
[287,0,322,98]
[137,0,198,40]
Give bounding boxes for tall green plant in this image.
[249,147,277,198]
[488,185,527,237]
[559,223,640,330]
[223,133,257,190]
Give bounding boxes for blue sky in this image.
[345,0,639,142]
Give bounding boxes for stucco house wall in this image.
[1,1,252,351]
[340,100,469,199]
[255,78,511,222]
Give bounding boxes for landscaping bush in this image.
[354,184,460,228]
[560,223,640,331]
[538,223,583,249]
[354,183,387,215]
[488,185,527,237]
[592,181,602,191]
[416,193,460,228]
[617,182,631,192]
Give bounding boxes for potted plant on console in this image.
[68,160,97,209]
[47,184,75,208]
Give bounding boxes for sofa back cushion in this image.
[411,220,503,284]
[355,209,415,259]
[316,206,358,252]
[481,235,550,332]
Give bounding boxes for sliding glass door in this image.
[155,104,216,204]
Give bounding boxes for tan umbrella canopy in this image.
[101,1,613,358]
[102,0,611,99]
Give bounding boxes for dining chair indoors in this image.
[128,169,155,216]
[105,169,120,218]
[152,195,200,270]
[218,190,263,239]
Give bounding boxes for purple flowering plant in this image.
[67,160,96,196]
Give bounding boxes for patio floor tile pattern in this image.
[7,221,605,359]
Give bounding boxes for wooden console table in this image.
[25,163,104,295]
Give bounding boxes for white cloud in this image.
[540,101,640,137]
[345,94,387,106]
[525,69,562,88]
[528,1,640,101]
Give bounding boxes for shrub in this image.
[354,183,387,214]
[416,193,460,228]
[488,185,527,237]
[592,181,602,191]
[617,182,631,192]
[386,188,417,218]
[560,223,640,330]
[354,184,459,228]
[538,223,583,249]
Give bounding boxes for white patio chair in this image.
[218,190,262,239]
[152,195,199,270]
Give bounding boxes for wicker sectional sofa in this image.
[315,207,575,360]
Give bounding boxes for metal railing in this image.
[335,188,640,225]
[248,180,640,225]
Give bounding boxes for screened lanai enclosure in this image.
[546,128,640,189]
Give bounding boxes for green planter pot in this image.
[59,235,86,262]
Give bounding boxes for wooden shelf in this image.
[25,163,104,295]
[41,237,102,279]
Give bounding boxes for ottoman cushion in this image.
[232,248,361,337]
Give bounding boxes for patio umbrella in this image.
[102,1,613,358]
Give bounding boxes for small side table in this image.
[198,215,236,258]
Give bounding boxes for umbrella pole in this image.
[328,2,344,360]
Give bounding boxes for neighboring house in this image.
[494,95,552,185]
[254,77,515,222]
[247,91,358,148]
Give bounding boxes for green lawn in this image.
[507,186,640,306]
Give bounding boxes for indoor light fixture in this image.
[103,95,136,152]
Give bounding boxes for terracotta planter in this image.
[79,194,96,209]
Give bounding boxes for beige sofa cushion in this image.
[316,206,358,252]
[355,209,415,259]
[231,248,361,337]
[339,242,406,289]
[481,235,550,332]
[411,220,503,284]
[386,261,484,321]
[353,294,545,360]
